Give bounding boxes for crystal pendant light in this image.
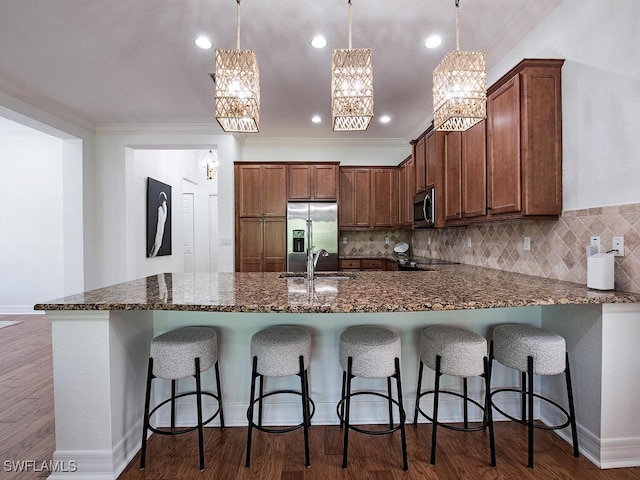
[214,0,260,133]
[331,0,373,132]
[433,0,486,131]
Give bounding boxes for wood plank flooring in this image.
[2,313,640,480]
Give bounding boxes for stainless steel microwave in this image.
[413,187,435,228]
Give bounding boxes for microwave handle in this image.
[423,196,428,222]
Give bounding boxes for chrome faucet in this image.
[307,246,329,280]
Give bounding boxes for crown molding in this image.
[242,136,409,150]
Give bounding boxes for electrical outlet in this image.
[524,237,531,251]
[466,237,472,248]
[384,236,389,245]
[428,237,431,246]
[590,236,601,253]
[342,236,348,244]
[612,237,624,257]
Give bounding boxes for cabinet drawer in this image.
[339,259,361,270]
[361,259,384,270]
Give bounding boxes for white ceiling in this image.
[0,0,562,141]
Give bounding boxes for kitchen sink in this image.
[279,273,355,280]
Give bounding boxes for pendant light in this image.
[214,0,260,133]
[331,0,373,132]
[433,0,486,131]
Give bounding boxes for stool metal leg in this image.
[339,370,347,429]
[170,379,177,429]
[387,377,394,429]
[395,357,408,471]
[258,374,264,427]
[299,355,311,467]
[463,377,469,429]
[565,353,580,457]
[527,356,534,469]
[194,357,205,471]
[483,357,497,467]
[430,355,442,465]
[521,371,527,424]
[214,361,225,429]
[342,357,353,469]
[139,358,154,470]
[245,356,258,468]
[413,360,424,426]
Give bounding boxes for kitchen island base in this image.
[44,303,640,479]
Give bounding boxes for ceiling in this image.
[0,0,562,141]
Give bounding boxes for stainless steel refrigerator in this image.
[286,202,338,272]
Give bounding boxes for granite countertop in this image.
[34,265,640,314]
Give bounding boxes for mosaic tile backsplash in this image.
[340,203,640,293]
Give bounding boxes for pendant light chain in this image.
[455,0,460,51]
[348,0,352,49]
[236,0,241,50]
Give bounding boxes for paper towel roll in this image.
[587,252,614,290]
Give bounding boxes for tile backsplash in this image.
[340,203,640,293]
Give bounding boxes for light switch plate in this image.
[590,236,600,253]
[612,237,624,256]
[524,237,531,251]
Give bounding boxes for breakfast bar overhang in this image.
[36,267,640,479]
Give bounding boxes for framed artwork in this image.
[147,177,172,257]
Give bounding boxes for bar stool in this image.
[413,325,496,466]
[245,325,314,468]
[490,323,579,468]
[337,325,408,471]
[140,326,224,471]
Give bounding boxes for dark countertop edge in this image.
[33,295,638,314]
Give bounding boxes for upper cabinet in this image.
[236,163,287,217]
[412,135,427,195]
[288,163,338,200]
[487,59,563,219]
[397,155,414,229]
[339,166,398,230]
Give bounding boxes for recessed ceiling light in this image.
[379,115,391,124]
[311,115,322,123]
[311,36,327,49]
[425,35,442,49]
[195,36,212,49]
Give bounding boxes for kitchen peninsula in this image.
[36,266,640,479]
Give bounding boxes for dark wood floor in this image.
[2,313,640,480]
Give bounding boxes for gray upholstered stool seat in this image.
[251,325,311,377]
[420,325,487,377]
[246,325,313,468]
[414,325,495,466]
[338,325,408,471]
[490,323,579,469]
[492,323,566,375]
[339,325,401,378]
[151,326,218,379]
[140,326,224,471]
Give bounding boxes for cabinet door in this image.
[414,136,426,195]
[237,217,263,272]
[353,169,372,227]
[313,164,338,199]
[398,161,408,226]
[444,131,462,221]
[263,165,287,217]
[263,218,286,272]
[487,75,521,215]
[236,164,263,217]
[462,120,487,218]
[338,169,355,227]
[372,168,396,228]
[425,130,437,188]
[288,164,312,199]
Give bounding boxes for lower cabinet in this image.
[237,217,286,272]
[339,258,396,271]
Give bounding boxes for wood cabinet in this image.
[339,258,397,271]
[339,167,397,230]
[397,155,414,228]
[413,135,427,195]
[487,59,563,219]
[339,168,371,228]
[288,163,338,200]
[235,163,287,272]
[371,168,397,228]
[339,259,361,271]
[443,121,487,225]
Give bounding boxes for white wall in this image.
[0,128,65,311]
[94,130,239,287]
[486,0,640,211]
